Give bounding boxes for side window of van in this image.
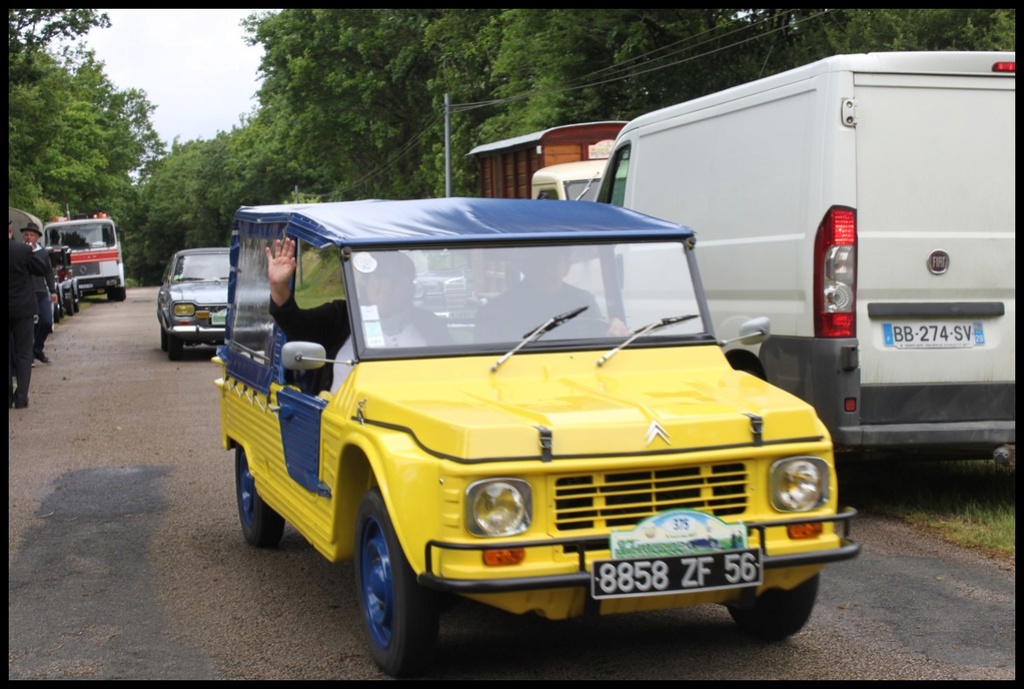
[604,145,631,207]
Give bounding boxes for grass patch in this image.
[293,245,345,308]
[837,459,1015,560]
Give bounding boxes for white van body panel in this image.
[603,51,1015,460]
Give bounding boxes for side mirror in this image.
[281,341,328,371]
[719,317,770,347]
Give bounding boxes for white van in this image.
[599,51,1016,462]
[532,159,606,201]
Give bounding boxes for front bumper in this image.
[170,324,226,344]
[418,508,860,595]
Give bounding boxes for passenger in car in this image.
[266,238,449,394]
[353,250,451,350]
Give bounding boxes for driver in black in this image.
[475,246,625,342]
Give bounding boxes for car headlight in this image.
[770,456,829,512]
[173,303,196,317]
[465,479,532,537]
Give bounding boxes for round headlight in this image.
[466,479,532,537]
[770,457,829,511]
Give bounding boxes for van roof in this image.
[623,51,1016,133]
[532,159,607,182]
[468,121,626,156]
[232,197,693,249]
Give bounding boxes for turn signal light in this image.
[483,548,526,566]
[787,522,823,540]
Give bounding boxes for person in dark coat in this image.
[9,219,51,408]
[20,223,57,364]
[266,238,450,394]
[475,246,626,342]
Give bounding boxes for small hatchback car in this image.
[216,198,859,677]
[157,247,230,360]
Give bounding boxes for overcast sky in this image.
[77,9,269,147]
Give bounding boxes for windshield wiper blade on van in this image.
[490,306,589,373]
[596,314,699,367]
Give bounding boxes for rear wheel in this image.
[728,573,819,641]
[355,489,439,677]
[234,446,285,548]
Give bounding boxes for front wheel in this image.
[728,573,819,641]
[235,446,285,548]
[159,324,168,352]
[167,332,183,360]
[355,489,439,677]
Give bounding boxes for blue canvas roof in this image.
[232,197,693,249]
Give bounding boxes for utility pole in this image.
[445,93,452,197]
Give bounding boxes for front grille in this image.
[553,462,748,532]
[74,263,100,277]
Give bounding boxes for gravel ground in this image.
[9,287,1015,680]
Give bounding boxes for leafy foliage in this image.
[8,9,1015,284]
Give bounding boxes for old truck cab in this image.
[216,198,859,677]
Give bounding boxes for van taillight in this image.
[813,206,856,338]
[992,61,1015,74]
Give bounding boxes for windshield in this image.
[173,252,230,282]
[348,241,708,355]
[564,178,601,202]
[45,221,116,249]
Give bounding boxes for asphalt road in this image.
[8,287,1016,680]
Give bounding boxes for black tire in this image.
[168,332,183,361]
[108,287,127,302]
[63,292,74,318]
[355,489,439,677]
[72,286,80,313]
[160,324,169,352]
[234,446,285,548]
[728,573,819,641]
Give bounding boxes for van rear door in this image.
[853,60,1015,423]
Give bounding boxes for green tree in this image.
[118,7,1015,275]
[250,9,450,200]
[9,9,162,230]
[8,8,108,86]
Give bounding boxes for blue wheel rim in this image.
[237,452,256,529]
[360,516,394,650]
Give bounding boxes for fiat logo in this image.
[927,250,950,275]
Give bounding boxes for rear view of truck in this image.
[600,51,1015,463]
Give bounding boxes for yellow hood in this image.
[347,347,826,461]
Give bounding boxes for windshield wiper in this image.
[490,306,588,373]
[572,171,601,201]
[596,314,699,367]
